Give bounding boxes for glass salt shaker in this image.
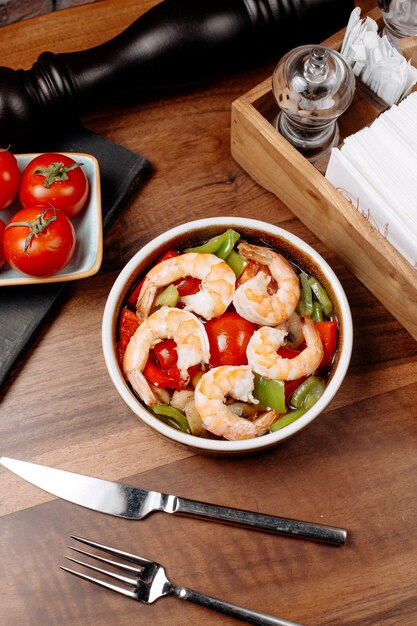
[378,0,417,49]
[272,45,355,163]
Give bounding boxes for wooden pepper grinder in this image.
[0,0,354,147]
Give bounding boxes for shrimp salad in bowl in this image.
[103,218,353,455]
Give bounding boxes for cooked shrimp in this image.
[194,365,263,440]
[246,316,324,381]
[136,252,236,322]
[123,306,210,406]
[252,409,282,435]
[233,242,300,325]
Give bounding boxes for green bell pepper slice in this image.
[184,228,246,275]
[185,229,240,259]
[291,376,325,410]
[150,404,191,433]
[253,374,286,413]
[185,233,226,255]
[215,229,240,259]
[270,376,326,432]
[296,272,314,317]
[224,249,248,278]
[308,277,333,318]
[270,407,307,432]
[312,300,324,322]
[154,284,179,308]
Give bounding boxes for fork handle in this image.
[172,497,346,545]
[174,586,302,625]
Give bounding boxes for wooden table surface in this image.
[1,1,417,624]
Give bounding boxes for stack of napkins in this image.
[325,92,417,269]
[340,7,417,106]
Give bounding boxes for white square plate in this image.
[0,152,103,286]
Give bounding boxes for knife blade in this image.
[0,457,347,545]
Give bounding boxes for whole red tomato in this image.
[0,148,20,210]
[205,311,257,367]
[0,219,5,268]
[19,153,89,218]
[4,205,76,277]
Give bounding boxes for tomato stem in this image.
[34,161,83,188]
[6,207,58,252]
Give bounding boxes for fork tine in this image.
[60,565,137,599]
[64,556,137,586]
[68,545,142,575]
[70,535,152,567]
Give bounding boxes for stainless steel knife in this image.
[0,457,347,545]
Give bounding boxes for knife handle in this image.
[172,497,347,545]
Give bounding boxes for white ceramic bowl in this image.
[102,217,353,456]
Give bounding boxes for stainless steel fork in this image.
[61,536,302,626]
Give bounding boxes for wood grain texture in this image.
[1,1,417,625]
[0,0,95,27]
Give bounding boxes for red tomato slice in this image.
[117,308,140,366]
[316,321,338,368]
[205,311,257,367]
[117,308,140,355]
[153,338,177,370]
[143,360,189,390]
[174,276,201,297]
[143,353,201,391]
[127,278,145,305]
[277,346,302,359]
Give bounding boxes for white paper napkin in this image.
[340,7,417,106]
[325,92,417,269]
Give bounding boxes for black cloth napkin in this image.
[0,126,151,390]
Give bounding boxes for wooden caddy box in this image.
[231,8,417,341]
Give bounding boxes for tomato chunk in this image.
[117,308,140,364]
[277,346,302,359]
[144,345,201,391]
[153,338,177,370]
[205,312,257,367]
[143,360,189,391]
[315,321,338,368]
[174,276,201,297]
